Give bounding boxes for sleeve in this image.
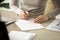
[47,8,60,19]
[9,0,22,15]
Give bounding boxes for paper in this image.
[1,17,15,25]
[15,18,44,30]
[46,19,60,32]
[9,31,36,40]
[56,14,60,19]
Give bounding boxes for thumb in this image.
[25,11,29,15]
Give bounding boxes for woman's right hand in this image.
[19,10,30,20]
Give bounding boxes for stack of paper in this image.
[46,19,60,32]
[9,31,36,40]
[15,18,44,30]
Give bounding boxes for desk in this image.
[0,8,60,40]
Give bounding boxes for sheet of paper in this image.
[15,18,44,30]
[1,17,15,25]
[56,14,60,19]
[9,31,36,40]
[46,19,60,32]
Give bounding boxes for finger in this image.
[21,10,27,15]
[36,18,43,23]
[34,16,42,22]
[34,17,42,23]
[25,11,29,14]
[35,15,44,23]
[20,14,25,19]
[25,11,30,16]
[21,12,27,17]
[36,16,47,23]
[21,11,29,18]
[20,11,29,19]
[20,14,29,19]
[34,16,40,21]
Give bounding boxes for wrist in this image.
[44,14,50,20]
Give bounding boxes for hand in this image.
[34,14,49,23]
[19,10,30,20]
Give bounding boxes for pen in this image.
[6,21,16,26]
[0,13,1,21]
[23,10,27,14]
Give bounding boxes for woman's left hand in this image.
[34,14,49,23]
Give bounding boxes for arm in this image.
[48,0,60,18]
[9,0,21,15]
[34,8,60,23]
[9,0,30,19]
[47,8,60,19]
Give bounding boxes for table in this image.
[0,8,60,40]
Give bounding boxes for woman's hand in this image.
[19,10,30,20]
[34,14,49,23]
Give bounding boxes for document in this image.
[9,31,36,40]
[56,14,60,19]
[1,16,15,25]
[46,19,60,32]
[15,18,44,30]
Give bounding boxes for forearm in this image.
[10,5,22,15]
[47,8,60,19]
[9,0,22,15]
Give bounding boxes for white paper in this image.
[46,19,60,32]
[15,18,44,30]
[1,17,15,25]
[56,14,60,19]
[9,31,36,40]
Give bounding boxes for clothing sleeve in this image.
[47,8,60,19]
[9,0,22,15]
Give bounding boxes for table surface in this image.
[0,8,60,40]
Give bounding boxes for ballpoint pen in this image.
[6,21,16,26]
[0,13,1,21]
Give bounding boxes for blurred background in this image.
[0,0,55,14]
[0,0,10,8]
